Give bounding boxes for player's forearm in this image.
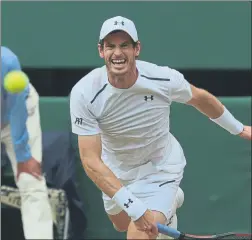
[188,86,244,135]
[82,157,123,198]
[81,157,148,221]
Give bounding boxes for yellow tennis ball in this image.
[4,70,29,94]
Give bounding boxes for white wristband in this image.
[210,107,244,135]
[112,187,147,221]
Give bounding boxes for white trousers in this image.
[1,84,53,239]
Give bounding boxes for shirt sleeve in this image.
[168,68,193,103]
[7,55,32,162]
[70,87,100,136]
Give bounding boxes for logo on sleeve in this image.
[75,118,83,125]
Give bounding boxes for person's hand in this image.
[134,210,159,238]
[17,157,42,180]
[239,126,252,140]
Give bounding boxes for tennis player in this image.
[1,46,53,239]
[70,16,251,239]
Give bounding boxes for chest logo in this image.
[144,95,154,101]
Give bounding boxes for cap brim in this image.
[100,28,137,42]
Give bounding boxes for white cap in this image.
[99,16,138,42]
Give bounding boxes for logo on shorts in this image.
[75,118,83,125]
[124,199,133,208]
[144,95,154,101]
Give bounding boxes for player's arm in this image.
[70,88,148,221]
[78,133,122,197]
[186,85,224,119]
[5,53,32,162]
[186,84,252,139]
[168,68,251,140]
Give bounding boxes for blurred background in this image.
[2,1,251,96]
[1,1,251,240]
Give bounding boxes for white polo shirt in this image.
[70,60,192,180]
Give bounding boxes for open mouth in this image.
[111,59,126,65]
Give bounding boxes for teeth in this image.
[112,59,126,64]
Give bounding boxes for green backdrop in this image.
[40,97,251,238]
[2,2,251,69]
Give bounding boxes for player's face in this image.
[98,31,140,76]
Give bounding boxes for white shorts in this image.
[102,161,184,221]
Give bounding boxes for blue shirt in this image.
[1,46,31,162]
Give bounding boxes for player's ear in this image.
[135,41,141,58]
[98,44,104,58]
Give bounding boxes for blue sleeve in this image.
[7,55,32,162]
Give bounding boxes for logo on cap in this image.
[114,21,125,26]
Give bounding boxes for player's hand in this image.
[239,126,252,141]
[133,210,159,238]
[17,157,42,180]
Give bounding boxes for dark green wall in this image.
[2,2,251,69]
